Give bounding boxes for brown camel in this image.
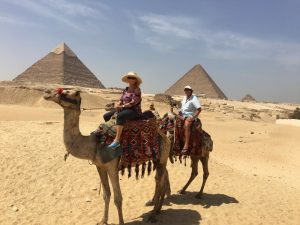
[149,106,213,202]
[44,89,171,225]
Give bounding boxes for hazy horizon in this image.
[0,0,299,103]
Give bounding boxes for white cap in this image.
[184,85,193,90]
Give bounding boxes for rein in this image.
[81,107,106,111]
[58,94,106,111]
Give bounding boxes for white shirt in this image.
[181,95,201,117]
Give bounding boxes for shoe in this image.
[107,141,120,149]
[181,148,189,155]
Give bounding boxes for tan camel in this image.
[43,89,171,225]
[149,106,213,202]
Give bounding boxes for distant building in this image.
[13,43,105,88]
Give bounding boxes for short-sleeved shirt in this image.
[181,95,201,117]
[120,87,142,114]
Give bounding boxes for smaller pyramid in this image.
[13,43,105,88]
[165,64,227,99]
[241,94,256,102]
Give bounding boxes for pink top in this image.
[120,87,142,114]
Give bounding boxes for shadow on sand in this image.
[125,208,201,225]
[165,192,239,208]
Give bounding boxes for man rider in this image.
[180,85,201,154]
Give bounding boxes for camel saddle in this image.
[160,114,212,157]
[95,111,160,176]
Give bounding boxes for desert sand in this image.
[0,85,300,225]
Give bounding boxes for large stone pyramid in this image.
[13,43,105,88]
[165,64,227,99]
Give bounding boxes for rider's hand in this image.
[114,103,122,110]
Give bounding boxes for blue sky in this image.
[0,0,299,103]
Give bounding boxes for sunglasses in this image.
[128,77,136,80]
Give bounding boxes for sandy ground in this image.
[0,86,300,225]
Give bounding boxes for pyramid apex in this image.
[194,64,203,69]
[51,42,76,56]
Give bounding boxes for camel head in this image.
[44,88,81,110]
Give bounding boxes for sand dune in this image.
[0,86,300,225]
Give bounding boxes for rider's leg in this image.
[182,119,192,152]
[108,109,140,149]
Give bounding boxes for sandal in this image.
[181,148,189,155]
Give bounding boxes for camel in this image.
[43,89,171,225]
[148,104,213,203]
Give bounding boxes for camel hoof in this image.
[145,200,154,206]
[178,190,186,195]
[96,219,108,225]
[195,193,203,199]
[148,215,158,223]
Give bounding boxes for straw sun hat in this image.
[121,71,142,86]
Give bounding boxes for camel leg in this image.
[195,156,209,199]
[145,167,170,207]
[153,165,169,214]
[96,167,111,225]
[107,168,124,225]
[145,179,158,207]
[145,163,161,207]
[165,169,171,198]
[178,157,199,194]
[148,163,167,223]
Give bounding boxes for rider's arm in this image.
[190,96,201,120]
[190,108,201,120]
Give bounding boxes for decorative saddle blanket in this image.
[96,112,160,178]
[160,115,213,157]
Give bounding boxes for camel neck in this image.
[63,108,94,160]
[63,108,81,136]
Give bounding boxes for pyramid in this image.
[165,64,227,99]
[13,43,105,88]
[242,94,256,102]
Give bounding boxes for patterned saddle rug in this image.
[160,114,213,157]
[96,112,160,178]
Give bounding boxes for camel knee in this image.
[102,187,111,201]
[114,196,122,208]
[103,194,110,202]
[192,171,198,178]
